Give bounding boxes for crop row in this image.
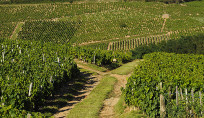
[123,52,204,117]
[18,21,79,43]
[0,2,125,23]
[74,47,132,66]
[0,39,79,117]
[0,38,134,117]
[105,26,204,51]
[0,22,17,39]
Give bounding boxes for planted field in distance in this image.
[1,1,204,46]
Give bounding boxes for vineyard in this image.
[123,52,204,117]
[1,1,204,46]
[74,47,132,66]
[105,27,204,50]
[0,39,79,117]
[0,0,204,117]
[18,21,80,43]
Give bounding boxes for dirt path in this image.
[99,74,131,118]
[54,74,101,118]
[76,62,106,76]
[53,60,133,118]
[54,61,106,118]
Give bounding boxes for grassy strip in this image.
[10,22,24,40]
[39,68,94,117]
[111,59,143,75]
[75,59,108,72]
[67,75,117,118]
[114,95,127,117]
[114,94,147,118]
[79,68,98,76]
[119,111,147,118]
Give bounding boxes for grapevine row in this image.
[123,52,204,117]
[0,39,79,117]
[107,26,204,51]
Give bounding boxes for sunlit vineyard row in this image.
[79,26,203,50]
[106,26,204,50]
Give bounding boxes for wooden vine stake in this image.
[176,86,178,105]
[2,51,4,62]
[57,57,60,63]
[27,113,31,118]
[50,76,53,83]
[190,89,194,116]
[199,91,202,115]
[160,82,166,118]
[191,89,194,103]
[28,82,33,97]
[185,88,188,104]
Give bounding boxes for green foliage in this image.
[18,21,80,43]
[0,23,17,39]
[0,39,79,117]
[1,1,204,43]
[165,93,204,118]
[74,47,132,67]
[119,22,128,28]
[81,42,109,50]
[132,34,204,59]
[123,52,204,117]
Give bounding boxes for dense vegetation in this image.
[131,34,204,59]
[0,23,17,38]
[123,52,204,117]
[74,47,132,67]
[18,21,80,43]
[0,39,79,117]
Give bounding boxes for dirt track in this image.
[99,74,131,118]
[53,60,131,118]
